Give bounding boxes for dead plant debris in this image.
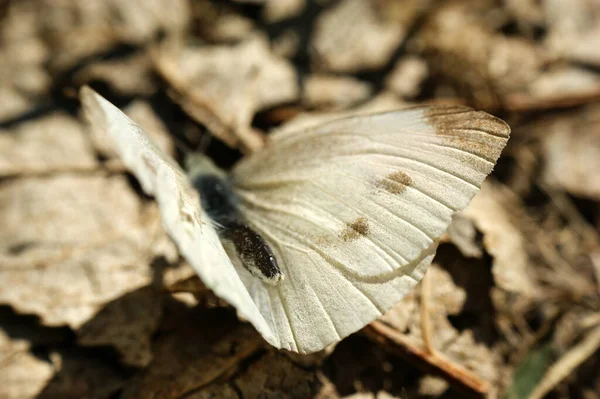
[1,1,600,398]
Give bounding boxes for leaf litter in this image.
[1,0,600,398]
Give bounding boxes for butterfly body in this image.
[81,87,509,353]
[187,154,283,285]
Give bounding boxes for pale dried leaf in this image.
[42,0,190,71]
[462,182,538,296]
[0,113,98,177]
[263,0,306,23]
[443,213,484,259]
[0,1,50,120]
[312,0,420,73]
[302,74,372,110]
[544,0,600,67]
[74,52,156,96]
[0,175,155,328]
[157,35,298,152]
[0,330,54,399]
[380,264,503,387]
[385,56,429,99]
[541,104,600,200]
[417,3,544,107]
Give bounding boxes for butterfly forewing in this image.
[231,106,509,352]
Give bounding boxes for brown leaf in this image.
[121,312,264,399]
[77,286,164,368]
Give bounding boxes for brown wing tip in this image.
[423,105,511,139]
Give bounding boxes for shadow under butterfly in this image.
[80,86,509,354]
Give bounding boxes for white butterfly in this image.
[80,86,509,354]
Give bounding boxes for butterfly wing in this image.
[231,106,510,353]
[79,87,275,345]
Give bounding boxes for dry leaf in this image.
[417,2,544,108]
[0,113,98,177]
[38,349,126,399]
[544,0,600,67]
[0,175,156,329]
[156,35,298,152]
[121,315,264,399]
[380,264,503,388]
[77,286,164,368]
[0,330,54,399]
[312,0,422,73]
[263,0,306,23]
[73,52,156,96]
[462,182,538,296]
[541,104,600,200]
[302,74,372,110]
[0,1,50,120]
[385,56,429,99]
[233,352,319,397]
[42,0,190,72]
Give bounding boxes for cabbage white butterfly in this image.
[81,86,509,354]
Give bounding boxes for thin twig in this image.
[364,321,490,397]
[420,270,437,356]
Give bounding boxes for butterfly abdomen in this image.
[191,173,283,285]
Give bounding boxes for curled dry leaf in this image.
[462,182,538,296]
[155,35,298,152]
[0,175,157,329]
[302,74,373,110]
[541,104,600,200]
[312,0,424,73]
[0,330,54,399]
[0,113,98,177]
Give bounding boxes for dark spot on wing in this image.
[341,217,370,241]
[378,171,412,194]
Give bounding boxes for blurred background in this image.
[1,0,600,398]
